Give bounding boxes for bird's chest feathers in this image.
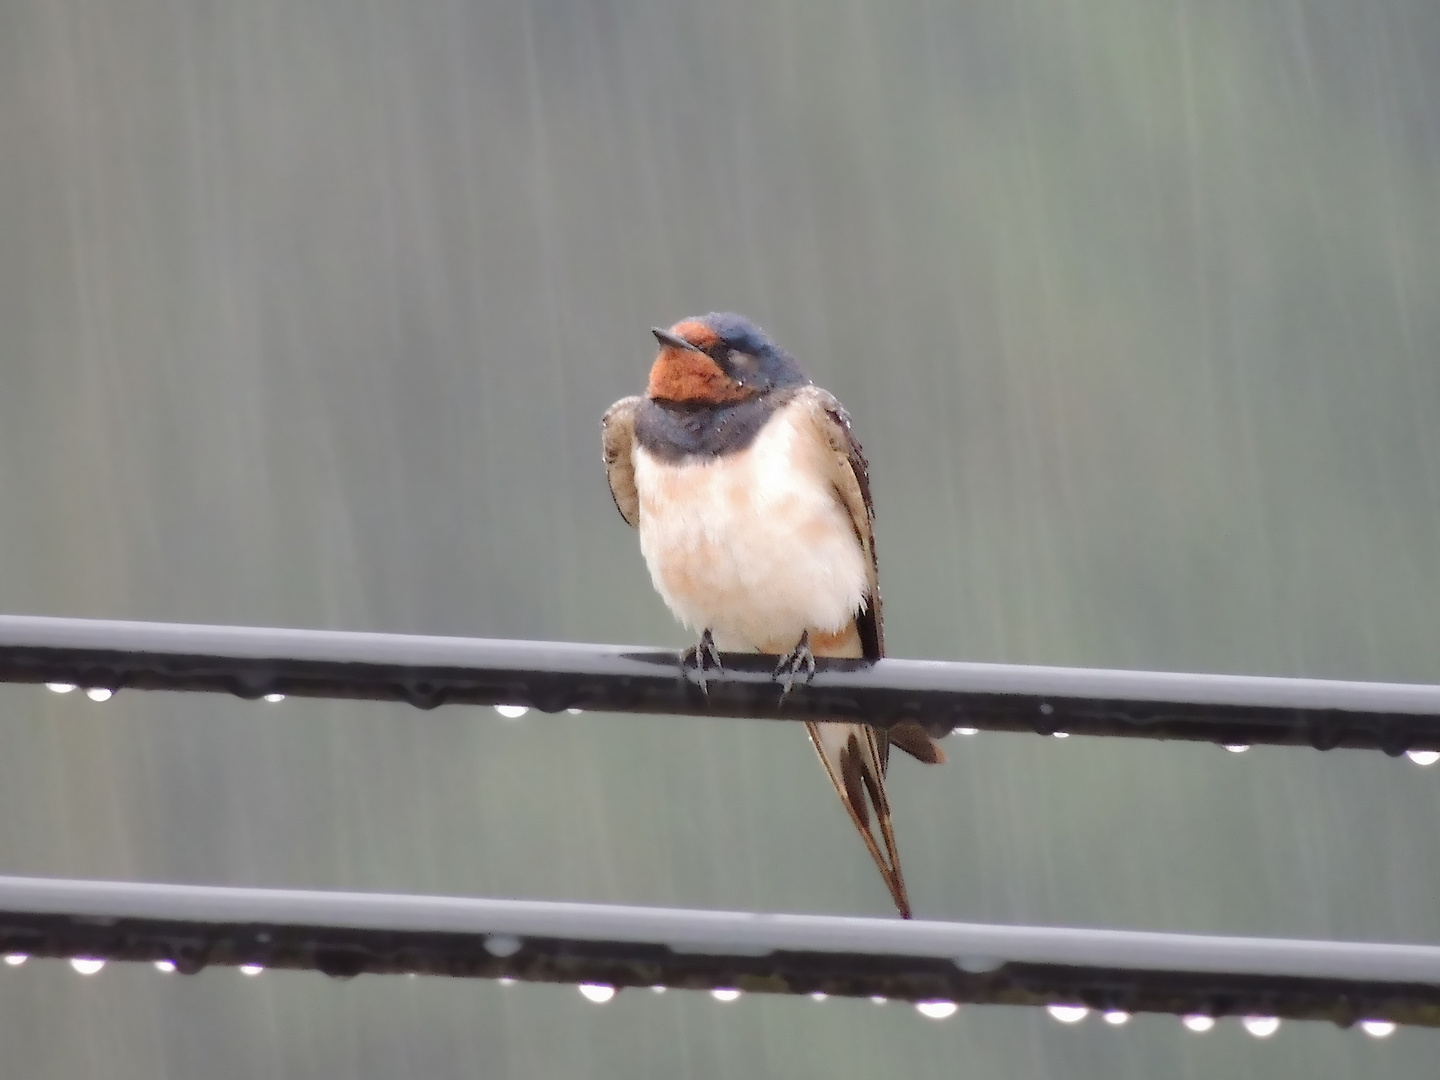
[631,408,868,649]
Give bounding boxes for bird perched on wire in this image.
[601,312,944,918]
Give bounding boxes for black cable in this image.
[3,614,1439,753]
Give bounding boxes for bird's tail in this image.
[806,720,915,918]
[800,620,944,918]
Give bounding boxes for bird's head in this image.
[646,313,809,405]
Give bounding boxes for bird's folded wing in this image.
[601,396,643,527]
[792,386,883,657]
[794,386,945,768]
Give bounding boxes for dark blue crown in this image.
[701,312,810,391]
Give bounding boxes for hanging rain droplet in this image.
[915,1001,958,1019]
[1242,1016,1280,1037]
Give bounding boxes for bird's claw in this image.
[773,630,816,700]
[680,628,724,695]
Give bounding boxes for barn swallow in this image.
[602,313,944,918]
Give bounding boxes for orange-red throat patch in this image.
[646,321,750,404]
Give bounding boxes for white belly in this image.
[632,405,869,652]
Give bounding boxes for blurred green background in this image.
[2,0,1439,1075]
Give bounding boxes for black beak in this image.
[652,327,705,353]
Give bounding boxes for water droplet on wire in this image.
[1242,1015,1280,1037]
[1047,1004,1088,1023]
[915,1001,957,1019]
[578,983,615,1003]
[70,957,104,975]
[484,934,522,957]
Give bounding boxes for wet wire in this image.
[5,614,1440,753]
[0,873,1433,1030]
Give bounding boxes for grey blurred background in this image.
[2,0,1439,1076]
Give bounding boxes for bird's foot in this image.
[773,630,816,699]
[680,628,724,695]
